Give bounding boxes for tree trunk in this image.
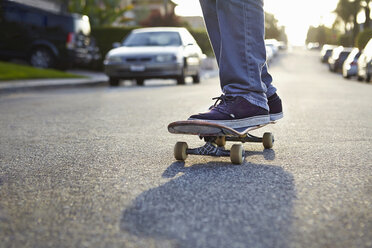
[365,0,371,29]
[353,1,360,44]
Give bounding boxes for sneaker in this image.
[268,93,283,121]
[188,95,270,129]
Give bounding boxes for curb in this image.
[0,77,108,94]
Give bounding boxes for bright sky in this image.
[172,0,339,45]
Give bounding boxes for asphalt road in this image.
[0,48,371,248]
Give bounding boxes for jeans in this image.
[199,0,277,110]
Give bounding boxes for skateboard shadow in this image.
[245,148,276,161]
[121,162,295,248]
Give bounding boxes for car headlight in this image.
[155,54,176,63]
[105,56,122,64]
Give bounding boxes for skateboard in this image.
[168,120,275,164]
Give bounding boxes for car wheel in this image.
[177,68,186,85]
[136,78,145,86]
[343,71,350,79]
[109,77,120,87]
[192,71,200,84]
[30,47,55,68]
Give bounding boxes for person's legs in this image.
[262,63,276,97]
[262,62,283,121]
[190,0,282,127]
[216,0,268,110]
[200,0,278,100]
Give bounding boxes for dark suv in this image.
[0,0,99,69]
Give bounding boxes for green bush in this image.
[92,26,138,59]
[355,29,372,50]
[338,33,353,47]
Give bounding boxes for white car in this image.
[265,45,274,62]
[342,48,360,79]
[104,27,204,86]
[357,38,372,82]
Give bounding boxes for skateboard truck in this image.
[169,120,275,165]
[174,133,274,165]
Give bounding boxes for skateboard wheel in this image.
[215,136,226,147]
[230,144,243,164]
[263,132,274,149]
[174,142,188,161]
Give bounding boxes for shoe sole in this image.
[188,115,270,129]
[270,112,283,122]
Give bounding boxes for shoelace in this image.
[211,95,236,118]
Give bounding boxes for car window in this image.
[3,5,23,23]
[124,32,182,47]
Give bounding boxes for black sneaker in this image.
[188,95,270,129]
[268,93,283,121]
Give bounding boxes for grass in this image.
[0,61,86,81]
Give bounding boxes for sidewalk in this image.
[0,58,219,94]
[0,70,108,94]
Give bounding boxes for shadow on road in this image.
[245,148,276,161]
[121,161,295,248]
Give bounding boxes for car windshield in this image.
[124,32,182,47]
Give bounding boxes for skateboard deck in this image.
[168,120,268,136]
[168,120,275,164]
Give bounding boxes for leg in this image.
[200,0,277,100]
[262,62,283,121]
[189,0,284,127]
[216,0,268,110]
[262,63,276,98]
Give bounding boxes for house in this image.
[10,0,63,12]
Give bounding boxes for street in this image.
[0,48,371,248]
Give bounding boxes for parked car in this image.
[342,48,361,79]
[265,44,274,62]
[0,0,99,69]
[320,44,337,63]
[104,27,204,86]
[307,42,320,50]
[357,38,372,82]
[328,46,353,72]
[265,39,279,57]
[278,41,287,50]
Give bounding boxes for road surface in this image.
[0,48,371,248]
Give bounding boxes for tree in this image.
[333,0,372,43]
[334,0,354,33]
[68,0,133,27]
[265,12,287,42]
[306,25,340,45]
[355,28,372,49]
[140,9,185,27]
[351,0,361,41]
[362,0,371,28]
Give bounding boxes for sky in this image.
[172,0,340,45]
